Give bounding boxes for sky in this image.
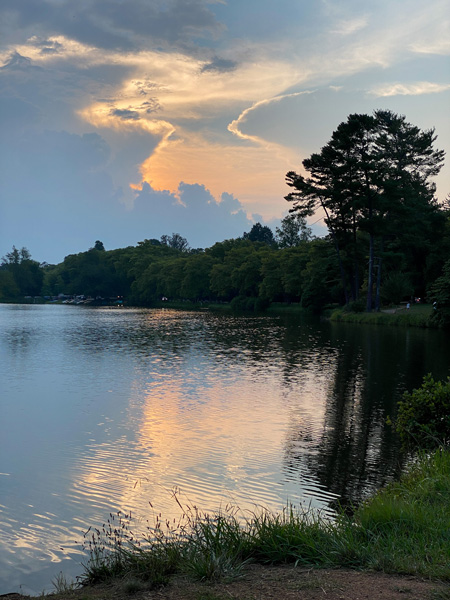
[0,0,449,264]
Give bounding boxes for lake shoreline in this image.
[328,303,435,327]
[122,300,440,329]
[1,299,441,330]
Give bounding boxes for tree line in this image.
[1,110,449,321]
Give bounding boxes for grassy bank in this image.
[79,449,450,591]
[330,303,434,327]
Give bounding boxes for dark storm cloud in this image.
[0,0,222,51]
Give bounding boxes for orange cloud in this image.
[140,131,299,219]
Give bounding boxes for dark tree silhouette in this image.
[243,222,275,245]
[286,110,445,310]
[160,233,189,251]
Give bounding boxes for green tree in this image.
[54,246,129,298]
[209,241,268,301]
[279,245,310,302]
[429,258,450,328]
[1,246,44,298]
[231,249,265,297]
[259,251,284,302]
[131,259,165,303]
[275,213,312,247]
[0,270,19,300]
[158,257,187,298]
[286,111,445,310]
[160,233,189,252]
[380,272,413,305]
[300,238,341,310]
[181,254,217,301]
[393,374,450,449]
[243,222,275,245]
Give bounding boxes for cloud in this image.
[370,82,450,97]
[0,128,119,262]
[131,181,253,248]
[228,92,311,145]
[0,0,222,52]
[111,108,141,120]
[0,122,256,262]
[201,57,238,73]
[0,96,40,135]
[27,36,64,55]
[331,16,368,36]
[139,127,298,220]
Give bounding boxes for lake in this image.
[1,304,449,594]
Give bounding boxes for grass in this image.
[330,303,434,327]
[351,448,450,578]
[52,571,78,594]
[78,449,450,590]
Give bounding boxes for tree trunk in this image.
[352,211,359,300]
[366,233,374,312]
[321,203,350,305]
[374,238,384,311]
[328,224,350,305]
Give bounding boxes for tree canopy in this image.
[285,110,445,310]
[0,246,44,298]
[243,222,275,245]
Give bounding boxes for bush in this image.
[381,272,413,305]
[393,374,450,449]
[343,299,366,313]
[429,258,450,329]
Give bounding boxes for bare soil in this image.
[3,565,448,600]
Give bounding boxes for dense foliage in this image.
[429,258,450,328]
[393,374,450,449]
[32,233,342,311]
[0,246,44,300]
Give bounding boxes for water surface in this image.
[1,304,449,594]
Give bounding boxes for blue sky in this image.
[0,0,449,263]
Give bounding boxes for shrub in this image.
[429,258,450,329]
[392,374,450,449]
[343,299,366,313]
[381,272,413,305]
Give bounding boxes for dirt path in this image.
[3,565,448,600]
